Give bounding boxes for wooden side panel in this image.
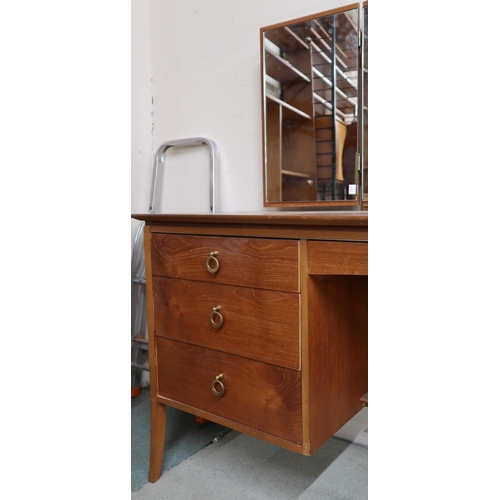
[153,277,301,370]
[308,241,368,275]
[315,118,333,141]
[157,338,303,445]
[150,234,299,292]
[283,50,313,115]
[281,116,317,201]
[143,226,167,483]
[281,173,316,202]
[299,240,311,454]
[266,98,282,202]
[282,119,316,173]
[306,275,368,454]
[280,47,316,202]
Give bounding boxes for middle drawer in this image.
[153,277,301,370]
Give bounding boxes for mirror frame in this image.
[260,2,368,210]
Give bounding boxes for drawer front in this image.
[150,234,299,292]
[157,338,303,445]
[153,277,300,370]
[308,241,368,276]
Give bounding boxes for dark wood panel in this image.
[315,127,333,141]
[153,277,301,370]
[264,26,309,53]
[157,397,304,454]
[315,114,332,129]
[157,338,303,445]
[282,118,316,169]
[306,275,368,453]
[316,141,333,155]
[265,49,310,85]
[266,99,282,202]
[147,223,367,242]
[150,234,299,292]
[316,166,334,180]
[133,212,368,227]
[308,240,368,275]
[316,154,333,167]
[281,175,316,203]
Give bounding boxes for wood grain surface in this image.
[157,338,303,444]
[306,275,368,453]
[153,277,301,370]
[136,214,369,480]
[150,234,299,292]
[308,240,368,275]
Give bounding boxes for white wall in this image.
[133,0,363,216]
[131,0,367,445]
[131,0,154,245]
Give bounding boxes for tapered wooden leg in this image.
[148,400,166,483]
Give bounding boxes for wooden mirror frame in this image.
[260,2,368,210]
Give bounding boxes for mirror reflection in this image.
[261,4,367,206]
[363,4,368,203]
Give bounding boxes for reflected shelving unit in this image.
[261,3,367,207]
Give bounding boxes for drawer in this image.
[150,234,299,292]
[307,241,368,275]
[153,277,300,370]
[157,338,303,445]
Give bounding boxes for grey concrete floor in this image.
[132,430,368,499]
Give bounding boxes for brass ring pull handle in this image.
[210,305,223,329]
[206,250,219,274]
[211,374,225,397]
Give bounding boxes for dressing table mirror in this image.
[261,2,368,208]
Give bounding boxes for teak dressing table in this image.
[132,211,368,483]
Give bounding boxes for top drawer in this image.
[307,241,367,276]
[150,234,299,292]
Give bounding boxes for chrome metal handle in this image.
[211,373,225,397]
[210,305,223,329]
[206,250,219,274]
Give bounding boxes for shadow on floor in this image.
[131,386,230,492]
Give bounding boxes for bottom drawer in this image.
[157,338,303,445]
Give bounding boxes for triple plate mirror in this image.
[261,2,368,208]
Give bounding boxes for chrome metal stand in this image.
[131,138,220,396]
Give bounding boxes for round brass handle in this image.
[211,374,225,397]
[206,251,219,274]
[210,305,223,329]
